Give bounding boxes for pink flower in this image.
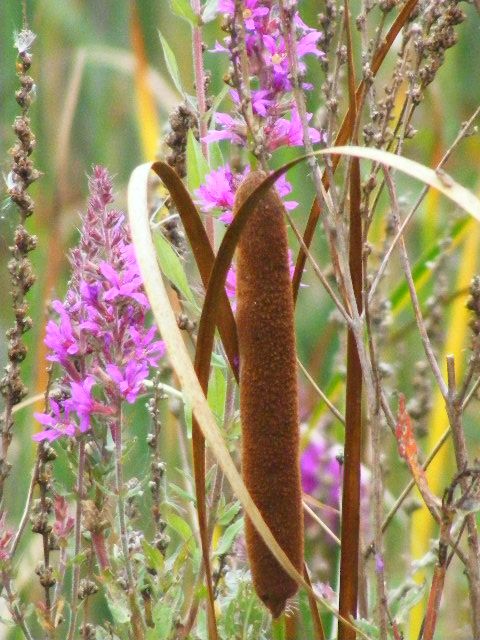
[275,174,299,210]
[53,496,74,540]
[203,113,246,146]
[45,301,80,364]
[297,30,325,58]
[195,164,249,222]
[34,400,77,441]
[226,265,237,301]
[106,361,149,404]
[301,435,371,539]
[33,167,163,442]
[218,0,270,29]
[266,109,323,150]
[99,261,149,306]
[196,165,297,224]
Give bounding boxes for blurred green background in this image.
[1,1,480,638]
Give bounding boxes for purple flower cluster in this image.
[34,167,164,442]
[195,1,324,301]
[196,163,297,225]
[301,435,371,538]
[207,0,326,150]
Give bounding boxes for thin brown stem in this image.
[383,169,447,399]
[446,356,480,639]
[191,0,213,245]
[338,3,363,636]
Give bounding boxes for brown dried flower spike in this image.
[234,171,304,618]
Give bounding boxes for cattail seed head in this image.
[234,171,304,618]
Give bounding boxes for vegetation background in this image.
[2,1,480,638]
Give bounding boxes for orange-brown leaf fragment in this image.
[235,171,304,618]
[396,394,418,464]
[396,394,431,493]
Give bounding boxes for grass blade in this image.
[130,4,161,160]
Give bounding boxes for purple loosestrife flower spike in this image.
[34,167,165,442]
[206,0,326,151]
[196,0,323,275]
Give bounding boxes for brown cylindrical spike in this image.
[234,171,304,618]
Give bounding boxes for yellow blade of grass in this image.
[130,4,160,160]
[409,218,480,637]
[127,162,373,640]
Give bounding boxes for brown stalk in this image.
[338,2,363,638]
[421,477,459,640]
[151,162,239,376]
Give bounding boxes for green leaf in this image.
[151,602,174,639]
[184,395,193,438]
[166,512,196,553]
[211,352,227,369]
[214,517,244,556]
[217,500,241,525]
[158,32,184,96]
[207,364,226,423]
[389,581,426,623]
[141,540,165,573]
[209,142,224,170]
[169,0,197,24]
[67,549,88,568]
[186,129,210,193]
[169,481,196,504]
[107,598,131,625]
[153,229,196,305]
[202,0,219,23]
[355,619,379,639]
[208,84,229,121]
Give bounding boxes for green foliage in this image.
[158,31,186,97]
[2,2,480,639]
[153,227,197,305]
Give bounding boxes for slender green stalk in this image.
[113,407,145,639]
[67,439,86,640]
